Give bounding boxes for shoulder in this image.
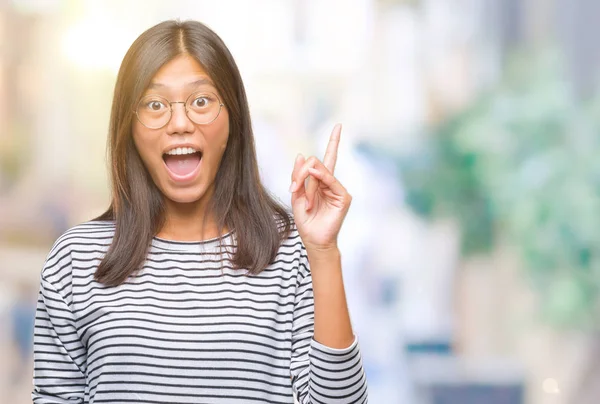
[41,220,115,282]
[47,220,115,259]
[273,216,310,274]
[276,214,303,251]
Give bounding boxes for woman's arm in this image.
[307,247,355,349]
[33,243,86,403]
[289,124,368,402]
[290,244,367,403]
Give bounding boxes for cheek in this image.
[204,134,228,177]
[202,114,229,161]
[217,114,230,151]
[132,129,158,170]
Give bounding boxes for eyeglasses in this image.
[135,91,225,129]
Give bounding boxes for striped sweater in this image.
[33,220,367,403]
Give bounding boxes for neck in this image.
[157,197,225,242]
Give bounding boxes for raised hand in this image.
[289,124,352,252]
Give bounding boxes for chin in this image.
[162,186,208,205]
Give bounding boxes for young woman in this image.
[33,20,367,403]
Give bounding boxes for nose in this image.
[166,101,194,135]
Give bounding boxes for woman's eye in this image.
[192,97,209,108]
[148,101,164,111]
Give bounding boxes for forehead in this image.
[147,54,216,92]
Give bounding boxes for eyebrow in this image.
[147,78,214,91]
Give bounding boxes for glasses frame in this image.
[134,91,225,129]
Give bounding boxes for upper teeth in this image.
[166,147,197,156]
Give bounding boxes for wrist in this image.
[305,244,341,263]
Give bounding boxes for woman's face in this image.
[132,54,229,206]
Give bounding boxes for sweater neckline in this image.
[150,230,235,252]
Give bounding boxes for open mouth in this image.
[162,147,203,179]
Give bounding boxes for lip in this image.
[162,152,203,183]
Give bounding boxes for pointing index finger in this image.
[323,123,342,173]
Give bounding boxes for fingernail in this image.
[305,200,309,210]
[289,181,296,192]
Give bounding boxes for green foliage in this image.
[399,51,600,329]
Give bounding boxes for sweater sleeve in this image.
[289,247,368,403]
[32,246,87,403]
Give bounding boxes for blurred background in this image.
[1,0,599,403]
